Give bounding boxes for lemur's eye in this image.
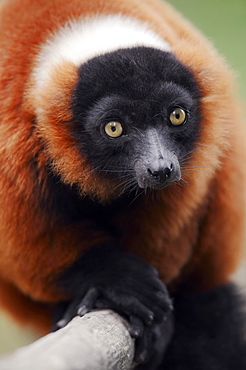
[169,108,187,126]
[104,121,123,138]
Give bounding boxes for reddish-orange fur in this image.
[0,0,245,333]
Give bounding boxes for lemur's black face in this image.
[73,47,201,191]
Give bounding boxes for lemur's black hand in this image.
[55,245,174,367]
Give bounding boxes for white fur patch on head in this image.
[32,14,171,91]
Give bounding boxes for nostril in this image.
[148,165,173,183]
[148,168,160,180]
[163,167,171,180]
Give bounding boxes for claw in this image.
[56,318,68,329]
[77,305,89,316]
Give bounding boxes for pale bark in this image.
[0,310,135,370]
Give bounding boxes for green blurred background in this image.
[0,0,246,354]
[169,0,246,102]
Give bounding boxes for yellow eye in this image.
[104,121,123,138]
[169,108,187,126]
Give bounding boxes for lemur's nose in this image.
[147,164,173,184]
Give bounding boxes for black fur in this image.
[160,283,246,370]
[46,48,202,217]
[72,47,201,189]
[54,47,246,369]
[56,245,174,367]
[46,170,141,223]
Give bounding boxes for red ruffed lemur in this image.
[0,0,246,368]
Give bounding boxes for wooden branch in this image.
[0,310,135,370]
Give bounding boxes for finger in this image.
[134,327,151,365]
[119,285,173,321]
[105,291,155,325]
[140,277,170,297]
[136,294,173,323]
[128,315,144,338]
[56,299,80,328]
[77,287,100,316]
[122,277,171,309]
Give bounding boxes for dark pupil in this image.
[175,113,180,119]
[111,126,116,132]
